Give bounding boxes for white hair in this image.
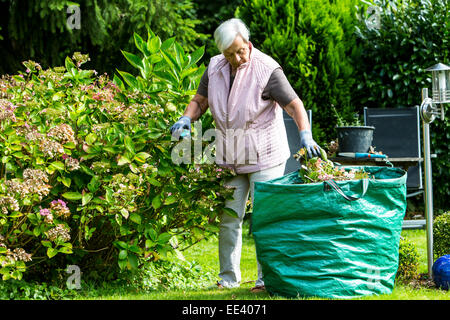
[214,18,250,52]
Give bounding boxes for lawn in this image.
[78,221,449,300]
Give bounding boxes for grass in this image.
[76,221,449,300]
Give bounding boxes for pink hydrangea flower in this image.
[39,208,51,216]
[51,199,67,207]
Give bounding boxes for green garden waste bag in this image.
[252,166,407,299]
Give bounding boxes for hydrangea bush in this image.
[0,31,235,281]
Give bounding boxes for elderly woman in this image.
[170,18,322,292]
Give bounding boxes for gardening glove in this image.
[299,129,322,159]
[170,116,191,139]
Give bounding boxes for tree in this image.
[0,0,207,75]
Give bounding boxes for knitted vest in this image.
[207,46,290,174]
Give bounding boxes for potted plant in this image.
[331,105,375,154]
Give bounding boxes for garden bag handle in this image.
[324,179,369,201]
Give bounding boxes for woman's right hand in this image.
[170,116,191,138]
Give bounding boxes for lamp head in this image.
[426,63,450,104]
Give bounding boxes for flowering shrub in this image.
[433,212,450,259]
[0,32,235,281]
[294,148,372,183]
[396,237,420,282]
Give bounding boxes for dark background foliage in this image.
[351,0,449,209]
[0,0,207,76]
[237,0,361,144]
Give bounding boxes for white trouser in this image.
[218,162,286,288]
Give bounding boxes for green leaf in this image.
[87,176,101,193]
[9,212,23,218]
[121,50,143,70]
[145,239,155,248]
[62,192,83,201]
[146,228,157,241]
[85,133,97,145]
[151,194,161,209]
[3,127,15,136]
[102,147,115,154]
[120,208,129,219]
[117,70,139,90]
[147,36,161,55]
[134,32,150,56]
[124,135,135,154]
[160,49,181,75]
[33,227,40,237]
[105,187,113,203]
[65,56,76,72]
[47,247,58,259]
[12,152,25,159]
[113,74,125,91]
[80,164,95,176]
[13,75,25,82]
[61,176,71,187]
[82,193,93,206]
[147,131,163,139]
[127,253,139,270]
[58,246,73,254]
[50,161,65,171]
[147,28,156,39]
[10,144,23,152]
[77,114,87,127]
[41,240,52,248]
[205,224,220,233]
[129,213,142,225]
[222,207,239,218]
[161,37,175,51]
[186,46,205,69]
[118,258,127,270]
[128,244,141,254]
[119,250,127,260]
[154,70,178,85]
[52,92,65,101]
[134,152,150,163]
[114,241,128,250]
[181,67,200,80]
[174,42,186,66]
[157,232,172,244]
[149,54,163,64]
[12,270,23,280]
[164,196,177,205]
[129,163,139,173]
[118,155,131,166]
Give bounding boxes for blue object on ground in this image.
[433,254,450,290]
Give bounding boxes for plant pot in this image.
[336,126,375,153]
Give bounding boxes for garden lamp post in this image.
[420,62,450,278]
